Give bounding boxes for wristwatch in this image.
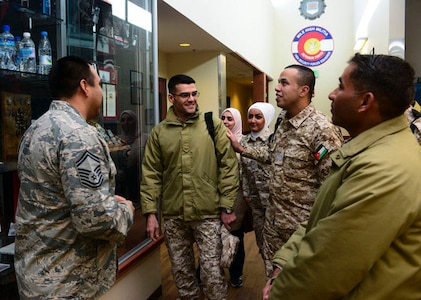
[223,208,233,214]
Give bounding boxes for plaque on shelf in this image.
[1,92,32,160]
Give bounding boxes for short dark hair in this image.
[285,64,316,100]
[48,56,95,99]
[168,74,195,94]
[348,53,415,119]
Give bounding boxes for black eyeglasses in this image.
[171,91,200,99]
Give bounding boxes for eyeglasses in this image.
[171,91,200,99]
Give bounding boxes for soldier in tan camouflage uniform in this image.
[240,102,275,259]
[14,56,135,300]
[228,65,343,277]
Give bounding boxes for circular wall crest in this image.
[299,0,326,20]
[291,26,334,67]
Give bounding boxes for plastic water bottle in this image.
[0,25,17,70]
[20,32,36,73]
[14,36,21,68]
[42,0,51,15]
[38,31,52,75]
[0,30,5,69]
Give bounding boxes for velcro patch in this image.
[313,144,328,161]
[76,151,104,188]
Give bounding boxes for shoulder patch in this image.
[313,144,328,161]
[76,150,104,188]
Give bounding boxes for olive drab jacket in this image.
[141,106,239,220]
[271,115,421,300]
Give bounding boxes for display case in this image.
[0,0,156,297]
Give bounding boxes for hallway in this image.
[160,232,267,300]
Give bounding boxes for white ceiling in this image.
[157,0,254,86]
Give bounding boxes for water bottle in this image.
[0,30,4,69]
[42,0,51,15]
[14,36,21,68]
[20,32,36,73]
[0,25,17,70]
[38,31,52,75]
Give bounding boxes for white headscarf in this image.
[221,107,242,142]
[248,102,275,139]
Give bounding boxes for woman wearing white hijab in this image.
[240,102,275,264]
[220,107,248,288]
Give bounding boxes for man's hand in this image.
[146,213,160,241]
[221,211,237,231]
[226,129,244,153]
[262,266,282,300]
[115,195,135,214]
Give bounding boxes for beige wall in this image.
[159,51,221,114]
[226,80,253,131]
[99,250,161,300]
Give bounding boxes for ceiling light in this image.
[179,43,191,47]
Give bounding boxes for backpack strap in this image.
[205,111,215,143]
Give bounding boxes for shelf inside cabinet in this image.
[11,4,63,23]
[0,69,49,93]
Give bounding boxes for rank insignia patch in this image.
[76,151,104,188]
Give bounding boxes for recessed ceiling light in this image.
[179,43,191,47]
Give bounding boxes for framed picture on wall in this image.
[130,70,143,104]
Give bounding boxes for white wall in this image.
[271,0,354,116]
[163,0,276,82]
[163,0,406,118]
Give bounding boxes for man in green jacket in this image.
[141,74,239,300]
[264,54,421,299]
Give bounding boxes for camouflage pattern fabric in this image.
[244,104,343,277]
[220,225,240,268]
[240,129,272,255]
[405,106,421,145]
[164,218,227,300]
[14,100,134,299]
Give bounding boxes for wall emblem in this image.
[299,0,326,20]
[291,26,334,67]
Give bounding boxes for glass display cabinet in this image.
[0,0,156,297]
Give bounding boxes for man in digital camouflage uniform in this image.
[141,74,239,300]
[14,56,135,300]
[228,65,343,277]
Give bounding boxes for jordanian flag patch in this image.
[314,144,328,161]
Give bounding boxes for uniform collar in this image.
[50,100,84,120]
[282,103,315,129]
[331,115,409,167]
[165,105,200,124]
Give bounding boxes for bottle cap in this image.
[23,32,31,38]
[41,31,48,37]
[2,25,10,32]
